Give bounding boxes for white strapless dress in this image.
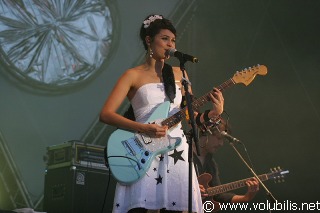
[111,83,203,213]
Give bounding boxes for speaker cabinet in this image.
[43,166,116,213]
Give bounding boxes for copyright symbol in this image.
[203,201,214,212]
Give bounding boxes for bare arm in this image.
[174,67,224,125]
[195,88,224,124]
[99,70,141,131]
[99,70,167,137]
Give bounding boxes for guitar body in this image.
[198,173,220,212]
[107,101,182,185]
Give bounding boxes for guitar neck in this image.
[161,78,235,128]
[207,174,269,196]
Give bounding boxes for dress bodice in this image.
[130,83,182,123]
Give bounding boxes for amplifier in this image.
[44,142,116,213]
[43,166,116,213]
[46,141,107,170]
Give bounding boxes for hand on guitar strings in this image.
[142,123,168,138]
[199,184,209,199]
[244,177,260,200]
[209,88,224,116]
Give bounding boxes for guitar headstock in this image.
[232,64,268,86]
[268,166,289,183]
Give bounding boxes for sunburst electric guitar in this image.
[198,167,289,212]
[106,65,268,185]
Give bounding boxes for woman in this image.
[100,14,224,213]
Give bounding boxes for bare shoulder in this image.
[121,65,145,82]
[120,65,147,97]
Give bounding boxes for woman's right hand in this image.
[141,123,168,138]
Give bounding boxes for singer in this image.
[192,118,259,208]
[99,14,225,213]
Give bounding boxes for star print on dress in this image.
[153,167,157,172]
[155,174,163,185]
[116,203,120,208]
[172,202,176,206]
[169,149,185,164]
[159,154,164,161]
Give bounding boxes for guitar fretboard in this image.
[161,78,235,128]
[207,174,269,196]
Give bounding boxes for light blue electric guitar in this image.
[106,65,268,185]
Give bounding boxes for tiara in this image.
[143,15,163,28]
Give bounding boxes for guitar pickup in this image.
[122,140,136,156]
[134,137,143,148]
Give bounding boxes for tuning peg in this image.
[273,166,282,173]
[275,176,282,184]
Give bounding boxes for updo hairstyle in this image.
[139,14,177,50]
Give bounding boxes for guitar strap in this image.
[123,63,176,121]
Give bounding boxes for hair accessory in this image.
[143,15,163,28]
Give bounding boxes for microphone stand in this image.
[227,140,277,211]
[178,58,200,213]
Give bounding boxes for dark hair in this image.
[139,14,177,50]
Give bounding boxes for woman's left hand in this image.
[209,88,224,116]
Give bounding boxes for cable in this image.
[99,155,141,213]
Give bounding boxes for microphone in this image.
[220,131,241,143]
[166,48,199,63]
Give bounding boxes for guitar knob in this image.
[141,158,146,164]
[144,151,149,156]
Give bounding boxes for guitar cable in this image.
[100,155,142,213]
[107,155,142,170]
[100,167,112,213]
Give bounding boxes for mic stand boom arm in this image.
[228,141,277,205]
